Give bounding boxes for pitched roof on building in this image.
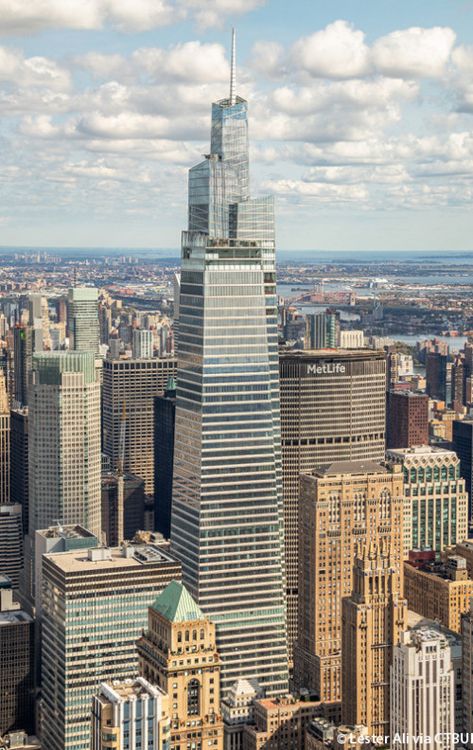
[151,580,205,623]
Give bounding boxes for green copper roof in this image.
[151,580,205,623]
[166,375,177,391]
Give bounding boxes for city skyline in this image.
[1,1,473,251]
[4,4,473,748]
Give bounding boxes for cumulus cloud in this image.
[0,0,175,34]
[0,0,263,34]
[265,178,369,202]
[0,46,70,90]
[255,21,456,82]
[182,0,265,29]
[132,41,229,83]
[250,41,285,78]
[1,14,473,226]
[252,77,418,145]
[291,20,370,79]
[372,26,456,78]
[76,112,172,139]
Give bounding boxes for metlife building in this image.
[279,348,387,663]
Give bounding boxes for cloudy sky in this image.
[2,0,473,251]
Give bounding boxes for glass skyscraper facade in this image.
[171,40,289,697]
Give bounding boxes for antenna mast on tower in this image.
[230,28,237,105]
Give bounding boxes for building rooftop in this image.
[406,610,460,644]
[43,543,179,573]
[313,460,387,477]
[280,349,384,361]
[389,389,428,398]
[387,445,457,459]
[402,624,458,648]
[228,678,259,697]
[0,731,42,749]
[151,580,205,623]
[0,610,33,625]
[37,524,96,540]
[98,677,164,704]
[406,555,469,582]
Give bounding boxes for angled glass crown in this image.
[188,28,262,239]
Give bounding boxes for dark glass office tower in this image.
[170,32,288,697]
[154,377,176,538]
[13,325,33,407]
[452,417,473,523]
[10,408,29,534]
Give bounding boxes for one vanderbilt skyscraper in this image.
[171,31,289,696]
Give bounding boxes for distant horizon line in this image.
[2,246,473,255]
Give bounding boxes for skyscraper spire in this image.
[172,31,288,697]
[230,27,236,105]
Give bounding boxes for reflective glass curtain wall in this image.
[171,86,289,697]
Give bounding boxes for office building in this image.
[462,600,473,741]
[386,446,468,555]
[339,330,364,348]
[170,33,288,696]
[13,326,33,407]
[404,555,473,633]
[101,473,145,546]
[341,542,407,735]
[98,304,112,346]
[294,461,404,702]
[305,719,370,750]
[452,355,465,413]
[91,678,170,750]
[242,697,324,750]
[0,732,41,749]
[406,610,463,734]
[29,524,98,614]
[172,272,180,348]
[28,351,101,538]
[0,578,34,736]
[154,378,176,538]
[426,352,452,405]
[386,390,429,449]
[279,350,386,660]
[26,294,49,349]
[10,408,28,534]
[304,311,340,350]
[67,287,99,353]
[453,540,473,577]
[0,373,9,504]
[103,357,177,494]
[40,543,181,750]
[137,580,224,750]
[452,417,473,522]
[222,679,259,750]
[391,625,457,750]
[132,328,153,359]
[0,504,23,589]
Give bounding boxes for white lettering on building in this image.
[306,363,346,375]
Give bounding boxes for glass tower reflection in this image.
[171,31,289,697]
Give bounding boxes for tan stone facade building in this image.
[137,581,224,750]
[404,555,473,633]
[293,461,404,702]
[241,697,330,750]
[279,350,387,662]
[341,543,407,735]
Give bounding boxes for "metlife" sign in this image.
[306,363,346,375]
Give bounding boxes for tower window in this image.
[187,679,200,716]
